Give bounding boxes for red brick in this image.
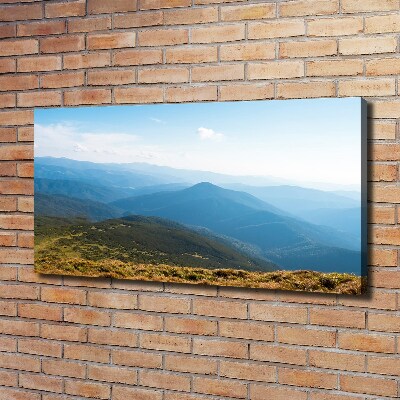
[138,67,189,83]
[279,367,337,389]
[166,46,217,64]
[0,75,38,91]
[18,338,62,358]
[64,89,111,105]
[141,333,191,353]
[0,232,16,246]
[250,303,307,324]
[65,380,110,399]
[114,87,163,104]
[18,55,61,72]
[192,376,247,398]
[112,348,162,368]
[41,323,87,342]
[0,388,40,400]
[18,91,62,107]
[1,4,43,22]
[191,24,244,43]
[165,316,217,335]
[113,386,162,400]
[45,0,85,18]
[88,364,137,384]
[20,373,63,393]
[18,303,62,321]
[17,21,65,37]
[64,52,110,69]
[41,71,84,89]
[0,39,38,56]
[220,360,275,382]
[64,343,110,363]
[18,127,34,142]
[339,331,395,353]
[193,338,247,358]
[165,86,217,102]
[340,374,397,397]
[277,326,336,347]
[40,35,85,53]
[114,11,163,28]
[87,32,136,50]
[280,0,338,17]
[41,287,86,305]
[0,24,16,39]
[0,352,40,372]
[88,328,138,347]
[138,28,188,46]
[164,354,217,375]
[0,59,16,74]
[114,312,163,331]
[88,0,137,14]
[113,49,162,66]
[250,343,307,365]
[64,307,111,326]
[68,16,111,33]
[164,7,218,25]
[251,384,307,400]
[88,69,136,85]
[0,127,16,142]
[42,359,86,379]
[140,370,191,391]
[140,0,191,10]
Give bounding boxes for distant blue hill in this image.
[111,182,361,274]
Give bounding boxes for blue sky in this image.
[35,97,362,189]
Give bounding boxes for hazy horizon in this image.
[35,98,362,191]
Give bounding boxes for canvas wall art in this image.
[34,98,367,294]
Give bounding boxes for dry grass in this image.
[35,256,363,294]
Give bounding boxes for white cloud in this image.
[34,123,164,163]
[197,127,224,142]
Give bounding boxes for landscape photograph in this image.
[34,98,366,294]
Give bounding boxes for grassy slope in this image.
[35,216,362,294]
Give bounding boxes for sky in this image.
[35,97,363,189]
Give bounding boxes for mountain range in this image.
[35,157,362,274]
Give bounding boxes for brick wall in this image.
[0,0,399,398]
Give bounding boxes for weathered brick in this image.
[0,39,38,56]
[164,354,217,375]
[139,28,188,46]
[248,61,304,80]
[18,91,62,107]
[40,35,85,53]
[18,303,62,321]
[68,16,111,33]
[307,59,363,77]
[310,350,365,372]
[339,37,397,55]
[64,52,110,69]
[250,343,307,365]
[17,21,65,37]
[88,0,137,14]
[280,39,337,58]
[140,370,191,392]
[65,380,111,399]
[64,89,111,105]
[114,311,163,331]
[45,0,86,18]
[166,46,217,64]
[340,374,397,397]
[370,164,397,181]
[1,4,43,22]
[193,338,247,358]
[370,205,396,223]
[18,338,62,358]
[140,0,191,10]
[366,57,400,76]
[88,69,136,86]
[368,355,400,376]
[250,303,307,323]
[0,75,38,92]
[219,83,274,101]
[141,333,191,353]
[138,67,189,83]
[114,11,163,28]
[88,328,138,347]
[113,49,162,66]
[277,81,336,99]
[191,24,245,43]
[280,0,338,17]
[88,364,137,384]
[277,326,336,347]
[221,3,275,21]
[339,331,395,353]
[112,348,161,368]
[164,7,218,25]
[342,0,399,13]
[192,376,247,398]
[87,32,136,50]
[279,367,337,389]
[165,316,217,335]
[338,78,396,97]
[43,359,86,379]
[114,87,163,104]
[64,343,109,363]
[248,20,305,39]
[220,42,275,61]
[370,226,400,245]
[251,385,307,400]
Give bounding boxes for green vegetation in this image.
[35,216,362,294]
